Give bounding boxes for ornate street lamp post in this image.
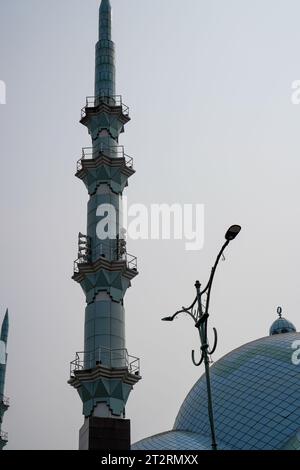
[162,225,241,451]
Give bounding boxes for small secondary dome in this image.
[269,307,296,336]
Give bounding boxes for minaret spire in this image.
[0,309,9,450]
[99,0,112,40]
[0,310,9,344]
[95,0,115,97]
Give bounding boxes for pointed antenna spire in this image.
[100,0,111,10]
[95,0,116,97]
[99,0,112,40]
[0,309,9,344]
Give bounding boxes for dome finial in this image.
[277,306,282,319]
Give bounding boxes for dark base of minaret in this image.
[79,417,131,450]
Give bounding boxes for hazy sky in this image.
[1,0,300,450]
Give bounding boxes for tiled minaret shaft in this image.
[69,2,140,449]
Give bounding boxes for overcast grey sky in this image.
[1,0,300,449]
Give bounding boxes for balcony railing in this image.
[77,145,134,172]
[0,431,8,442]
[74,244,137,274]
[70,348,140,377]
[125,252,138,271]
[0,394,9,407]
[73,256,89,273]
[81,95,129,119]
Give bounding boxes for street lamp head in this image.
[225,225,241,241]
[161,316,174,322]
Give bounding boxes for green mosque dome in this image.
[133,312,300,451]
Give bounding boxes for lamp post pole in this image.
[162,225,241,451]
[194,280,218,451]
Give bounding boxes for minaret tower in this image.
[0,309,9,450]
[69,0,141,450]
